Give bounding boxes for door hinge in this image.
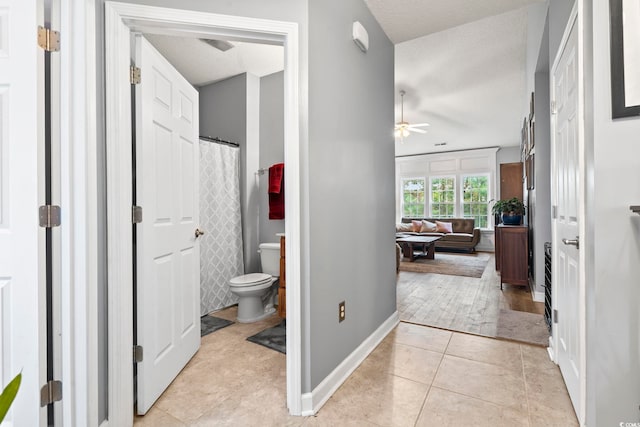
[552,205,558,219]
[39,205,61,228]
[551,100,557,115]
[134,345,144,363]
[132,206,143,224]
[130,66,141,85]
[40,380,62,407]
[553,309,559,324]
[37,26,60,52]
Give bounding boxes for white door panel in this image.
[135,35,200,415]
[552,17,581,419]
[0,0,47,425]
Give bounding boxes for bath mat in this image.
[247,321,286,354]
[201,315,234,337]
[399,252,489,278]
[495,309,549,346]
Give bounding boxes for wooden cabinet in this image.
[495,225,528,289]
[277,235,286,318]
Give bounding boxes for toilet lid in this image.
[229,273,272,286]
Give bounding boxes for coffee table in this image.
[396,236,442,262]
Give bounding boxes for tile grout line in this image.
[412,330,454,426]
[520,343,534,427]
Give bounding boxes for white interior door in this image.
[0,0,47,425]
[135,35,200,415]
[552,17,581,419]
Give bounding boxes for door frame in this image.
[104,2,302,423]
[549,1,587,424]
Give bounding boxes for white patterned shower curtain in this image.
[199,140,244,315]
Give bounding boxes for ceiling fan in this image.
[394,90,429,141]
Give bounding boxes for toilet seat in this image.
[229,273,272,287]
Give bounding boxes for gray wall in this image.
[529,13,551,297]
[586,0,640,424]
[259,71,285,245]
[307,0,396,389]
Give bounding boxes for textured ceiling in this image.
[394,7,531,157]
[364,0,544,43]
[144,34,284,87]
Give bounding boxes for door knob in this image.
[195,228,205,238]
[561,237,579,249]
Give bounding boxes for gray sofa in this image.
[397,218,481,252]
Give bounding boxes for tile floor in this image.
[134,307,578,426]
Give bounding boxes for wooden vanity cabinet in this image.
[277,235,286,318]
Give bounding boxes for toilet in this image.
[228,242,280,323]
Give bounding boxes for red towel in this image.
[268,163,284,220]
[268,163,284,193]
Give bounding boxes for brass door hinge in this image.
[130,66,141,85]
[37,26,60,52]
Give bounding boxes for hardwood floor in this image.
[397,252,546,343]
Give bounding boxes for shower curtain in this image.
[199,140,243,315]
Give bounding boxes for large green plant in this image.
[0,373,21,423]
[491,197,525,215]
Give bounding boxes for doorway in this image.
[104,3,303,423]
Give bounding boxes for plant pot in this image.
[501,214,522,225]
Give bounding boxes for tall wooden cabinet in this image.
[495,225,528,289]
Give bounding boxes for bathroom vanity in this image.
[278,234,286,318]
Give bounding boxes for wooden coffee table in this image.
[396,236,442,262]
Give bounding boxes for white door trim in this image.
[59,0,99,424]
[104,2,303,422]
[550,1,587,424]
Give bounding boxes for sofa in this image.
[397,218,481,252]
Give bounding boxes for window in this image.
[401,178,426,218]
[430,177,455,218]
[462,175,490,228]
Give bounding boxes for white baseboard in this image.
[530,285,545,302]
[300,311,400,416]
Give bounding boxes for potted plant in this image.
[491,197,525,225]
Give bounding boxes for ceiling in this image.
[144,34,284,87]
[364,0,544,44]
[363,0,546,157]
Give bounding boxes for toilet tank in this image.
[258,243,280,277]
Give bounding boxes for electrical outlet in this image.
[339,301,346,322]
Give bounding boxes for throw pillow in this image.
[420,220,437,232]
[435,220,453,233]
[411,220,423,232]
[396,223,413,232]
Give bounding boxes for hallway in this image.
[135,307,577,426]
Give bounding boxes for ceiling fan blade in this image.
[409,128,427,134]
[409,123,430,127]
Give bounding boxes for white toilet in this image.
[228,242,280,323]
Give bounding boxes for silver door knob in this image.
[195,228,205,238]
[562,237,579,249]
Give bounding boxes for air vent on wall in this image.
[200,38,235,52]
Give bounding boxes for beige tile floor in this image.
[134,307,578,426]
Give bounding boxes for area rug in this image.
[399,252,489,278]
[247,321,286,354]
[496,309,549,346]
[200,315,234,337]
